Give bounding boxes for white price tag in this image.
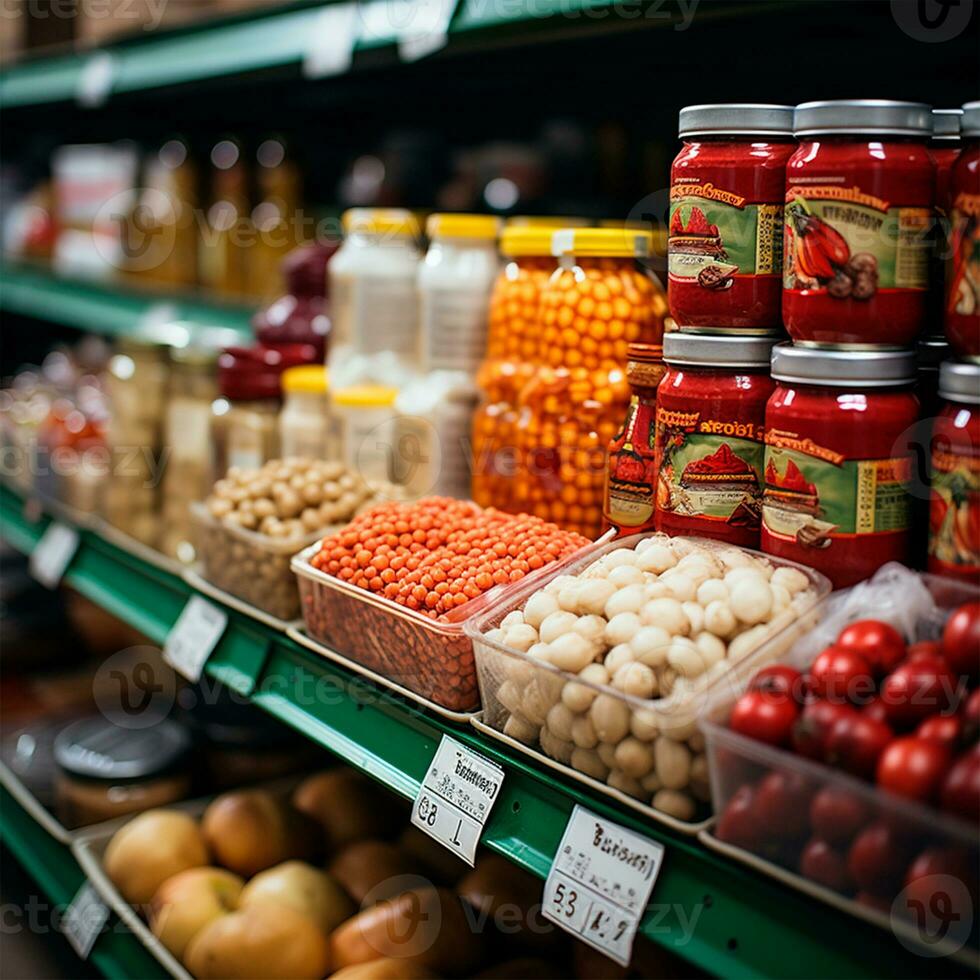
[30,523,80,589]
[62,883,109,960]
[543,805,664,967]
[411,735,504,865]
[303,2,358,78]
[163,596,227,681]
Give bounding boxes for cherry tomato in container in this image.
[907,640,942,662]
[905,847,979,902]
[810,646,875,704]
[877,736,951,802]
[916,713,964,751]
[753,770,813,841]
[848,821,915,897]
[809,785,872,845]
[862,697,889,726]
[836,620,907,676]
[716,784,762,850]
[749,664,806,704]
[792,701,856,760]
[881,657,958,728]
[940,747,980,822]
[800,838,853,892]
[825,714,894,778]
[941,601,980,680]
[729,690,799,746]
[964,689,980,744]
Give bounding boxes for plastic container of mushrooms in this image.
[466,532,830,831]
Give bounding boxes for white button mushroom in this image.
[546,702,576,742]
[681,601,705,636]
[497,681,522,716]
[571,714,599,749]
[597,741,618,768]
[604,548,639,569]
[604,644,637,677]
[727,623,769,661]
[769,583,792,613]
[607,770,645,800]
[729,579,773,625]
[561,663,608,713]
[604,584,647,620]
[629,626,671,667]
[503,623,539,653]
[607,564,644,587]
[573,614,607,648]
[696,578,729,606]
[547,632,596,673]
[641,770,663,793]
[604,612,643,647]
[557,579,587,614]
[635,543,676,574]
[666,637,706,679]
[612,661,657,700]
[523,590,560,629]
[660,571,697,602]
[630,708,660,741]
[539,610,579,644]
[503,714,539,745]
[545,574,576,596]
[539,727,573,764]
[640,597,689,636]
[501,610,526,630]
[694,631,727,670]
[643,581,670,601]
[771,565,811,595]
[703,599,737,638]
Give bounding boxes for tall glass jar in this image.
[161,347,218,562]
[946,101,980,361]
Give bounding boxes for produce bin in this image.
[701,564,979,959]
[466,532,830,828]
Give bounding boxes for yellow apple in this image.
[150,867,243,961]
[240,861,353,935]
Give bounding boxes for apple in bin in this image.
[239,861,353,935]
[150,867,244,961]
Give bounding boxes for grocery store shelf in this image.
[0,263,253,346]
[0,483,969,980]
[0,784,168,980]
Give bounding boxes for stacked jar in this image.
[515,227,668,540]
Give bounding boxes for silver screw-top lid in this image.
[794,100,932,138]
[939,361,980,403]
[932,109,963,140]
[962,101,980,138]
[678,104,795,139]
[663,331,780,368]
[770,343,917,388]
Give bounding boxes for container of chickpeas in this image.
[466,531,829,831]
[191,458,387,622]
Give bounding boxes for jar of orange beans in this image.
[513,227,669,540]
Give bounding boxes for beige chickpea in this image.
[641,770,663,794]
[252,497,276,520]
[539,610,578,644]
[571,747,610,782]
[613,661,657,700]
[208,497,233,518]
[318,501,340,525]
[546,702,576,742]
[301,482,324,507]
[561,663,608,713]
[614,737,655,778]
[503,714,539,745]
[640,598,689,636]
[548,633,595,673]
[590,694,631,743]
[607,770,645,800]
[571,715,599,749]
[323,481,341,501]
[298,507,320,531]
[704,599,737,638]
[523,590,560,629]
[539,727,573,764]
[652,789,696,822]
[630,708,659,741]
[597,741,618,768]
[654,736,692,790]
[635,543,676,574]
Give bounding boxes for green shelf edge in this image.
[0,785,170,980]
[0,263,254,346]
[1,482,970,980]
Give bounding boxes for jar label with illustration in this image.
[668,184,783,290]
[655,407,766,530]
[947,192,980,322]
[783,187,931,299]
[762,432,912,550]
[606,398,657,529]
[929,442,980,574]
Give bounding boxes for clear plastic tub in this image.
[292,532,609,713]
[465,532,830,828]
[701,564,979,958]
[192,502,322,621]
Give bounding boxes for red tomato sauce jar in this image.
[761,344,919,588]
[946,101,980,361]
[654,332,778,548]
[929,109,962,328]
[783,100,934,348]
[929,361,980,582]
[669,104,795,331]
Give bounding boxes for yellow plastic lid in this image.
[506,216,591,228]
[333,384,398,408]
[499,225,555,257]
[552,227,653,258]
[342,208,420,237]
[282,365,328,395]
[426,213,501,240]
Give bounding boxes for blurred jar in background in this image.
[279,365,332,461]
[199,138,249,299]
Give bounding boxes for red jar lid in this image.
[218,344,318,401]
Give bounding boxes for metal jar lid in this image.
[794,100,932,138]
[932,109,963,140]
[770,343,917,388]
[939,362,980,403]
[678,104,795,139]
[663,331,780,369]
[962,101,980,138]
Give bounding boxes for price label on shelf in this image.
[62,883,109,960]
[163,596,228,682]
[30,522,80,589]
[542,805,664,967]
[411,735,504,865]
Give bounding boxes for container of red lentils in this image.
[761,344,919,588]
[929,361,980,582]
[654,332,777,549]
[514,227,668,540]
[783,100,934,348]
[668,103,795,331]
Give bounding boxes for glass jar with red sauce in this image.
[669,104,795,331]
[946,101,980,361]
[654,333,776,548]
[929,109,962,329]
[604,343,666,535]
[783,101,934,347]
[761,344,919,588]
[928,361,980,582]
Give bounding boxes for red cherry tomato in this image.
[941,601,980,680]
[792,701,857,760]
[730,690,799,746]
[825,714,894,778]
[716,785,760,849]
[905,846,978,897]
[916,713,964,750]
[809,785,871,845]
[848,821,913,897]
[753,770,813,841]
[907,640,942,662]
[903,847,979,937]
[876,736,951,802]
[800,838,852,892]
[836,619,906,675]
[940,747,980,822]
[862,697,889,726]
[749,665,806,705]
[810,646,875,705]
[964,689,980,745]
[881,657,958,728]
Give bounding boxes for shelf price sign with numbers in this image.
[163,596,227,682]
[543,805,665,967]
[411,734,504,865]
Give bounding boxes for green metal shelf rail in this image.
[0,785,169,979]
[0,263,254,346]
[0,482,968,980]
